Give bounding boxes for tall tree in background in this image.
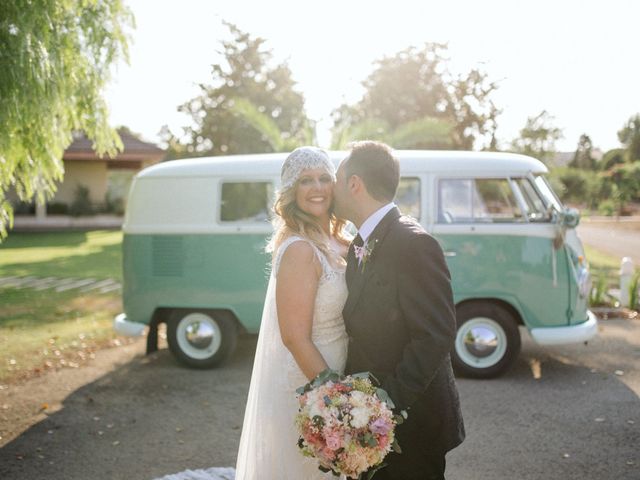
[569,134,596,170]
[597,114,640,215]
[331,116,454,150]
[600,148,626,171]
[510,110,563,165]
[448,68,501,150]
[164,22,312,157]
[617,114,640,162]
[0,0,133,238]
[227,97,314,151]
[331,43,500,150]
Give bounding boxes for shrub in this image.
[12,200,36,215]
[47,202,69,214]
[548,167,602,208]
[68,184,94,216]
[589,273,611,307]
[597,199,616,216]
[600,161,640,215]
[104,194,125,215]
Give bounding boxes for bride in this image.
[235,147,351,480]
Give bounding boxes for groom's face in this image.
[333,162,351,221]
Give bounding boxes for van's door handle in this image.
[444,251,457,257]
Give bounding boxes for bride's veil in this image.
[234,262,291,478]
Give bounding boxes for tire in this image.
[452,302,521,379]
[167,309,237,368]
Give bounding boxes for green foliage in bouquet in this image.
[296,368,342,395]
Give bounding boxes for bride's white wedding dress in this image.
[235,235,349,480]
[152,236,348,480]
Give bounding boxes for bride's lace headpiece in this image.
[281,146,335,190]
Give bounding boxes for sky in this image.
[105,0,640,153]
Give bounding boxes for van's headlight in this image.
[578,266,591,298]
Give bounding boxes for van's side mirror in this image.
[561,208,580,229]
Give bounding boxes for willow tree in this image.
[0,0,134,238]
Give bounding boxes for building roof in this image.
[63,129,165,162]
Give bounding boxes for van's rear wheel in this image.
[167,310,237,368]
[452,302,521,379]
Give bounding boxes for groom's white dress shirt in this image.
[357,202,396,243]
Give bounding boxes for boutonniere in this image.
[353,238,378,272]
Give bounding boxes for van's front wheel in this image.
[452,302,521,379]
[167,310,237,368]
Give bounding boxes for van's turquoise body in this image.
[123,233,270,333]
[114,151,597,375]
[123,231,589,332]
[441,232,588,325]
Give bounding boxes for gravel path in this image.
[0,276,121,293]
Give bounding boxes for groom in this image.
[333,141,465,479]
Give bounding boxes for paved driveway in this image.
[1,317,638,480]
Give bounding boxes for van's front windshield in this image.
[533,174,564,213]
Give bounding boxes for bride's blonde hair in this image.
[267,147,348,264]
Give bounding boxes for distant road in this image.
[577,219,640,262]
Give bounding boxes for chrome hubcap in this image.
[176,312,222,360]
[455,317,507,368]
[185,321,215,349]
[463,326,498,358]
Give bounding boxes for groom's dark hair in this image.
[344,141,399,202]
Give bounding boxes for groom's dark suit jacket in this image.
[344,207,465,475]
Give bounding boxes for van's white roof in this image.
[138,150,547,178]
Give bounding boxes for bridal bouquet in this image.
[295,370,406,479]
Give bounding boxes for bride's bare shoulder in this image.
[276,237,321,276]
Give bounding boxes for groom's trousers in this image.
[373,454,446,480]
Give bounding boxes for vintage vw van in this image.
[114,150,597,378]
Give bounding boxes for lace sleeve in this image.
[273,236,330,278]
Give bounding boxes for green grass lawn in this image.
[0,230,126,383]
[0,230,123,281]
[584,244,620,286]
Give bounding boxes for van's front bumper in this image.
[530,310,598,346]
[113,313,146,337]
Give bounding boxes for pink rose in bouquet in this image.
[295,370,407,479]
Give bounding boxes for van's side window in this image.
[438,178,524,223]
[513,178,551,222]
[220,182,273,223]
[395,177,421,220]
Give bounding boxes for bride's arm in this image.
[276,241,329,380]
